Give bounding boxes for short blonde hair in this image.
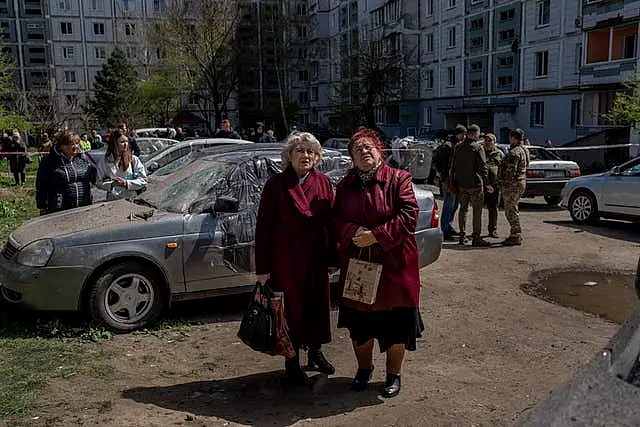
[484,133,497,144]
[281,132,323,168]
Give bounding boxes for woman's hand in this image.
[256,274,270,284]
[352,229,377,247]
[113,177,127,187]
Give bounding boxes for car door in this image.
[601,157,640,216]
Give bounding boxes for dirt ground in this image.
[10,198,640,426]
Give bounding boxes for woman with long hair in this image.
[96,130,147,201]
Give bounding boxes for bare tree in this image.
[148,0,242,132]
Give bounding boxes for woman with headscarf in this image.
[333,128,423,398]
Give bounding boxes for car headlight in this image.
[16,239,54,267]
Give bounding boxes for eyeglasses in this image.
[352,144,376,154]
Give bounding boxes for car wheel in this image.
[569,191,599,225]
[88,262,165,332]
[544,195,562,206]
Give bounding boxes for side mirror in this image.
[213,196,239,213]
[611,166,621,175]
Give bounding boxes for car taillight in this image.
[566,169,581,177]
[430,201,439,228]
[527,170,545,178]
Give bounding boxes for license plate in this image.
[546,171,565,178]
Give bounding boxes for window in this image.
[374,106,383,123]
[91,0,104,9]
[424,107,432,125]
[65,95,77,106]
[575,43,582,71]
[447,66,455,87]
[123,0,132,11]
[530,102,545,126]
[93,23,105,35]
[298,91,309,103]
[298,70,309,81]
[471,18,484,30]
[570,99,581,128]
[499,9,515,21]
[448,27,456,48]
[426,34,434,53]
[425,69,434,89]
[95,47,106,59]
[470,61,483,72]
[623,34,636,59]
[448,0,456,8]
[426,0,433,16]
[58,0,71,9]
[385,105,400,124]
[126,46,137,58]
[297,3,307,15]
[471,79,483,89]
[125,23,136,36]
[498,55,514,67]
[64,71,76,83]
[497,76,513,87]
[537,0,550,26]
[311,62,319,79]
[62,46,74,59]
[60,22,72,35]
[587,25,638,63]
[310,86,318,101]
[153,0,161,10]
[535,51,549,77]
[471,36,483,49]
[297,25,307,38]
[499,29,515,42]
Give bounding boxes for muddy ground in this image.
[8,198,640,426]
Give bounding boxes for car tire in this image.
[544,195,562,206]
[88,262,165,332]
[569,190,599,225]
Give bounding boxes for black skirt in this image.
[337,306,424,353]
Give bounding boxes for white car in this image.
[561,156,640,224]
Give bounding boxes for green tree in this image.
[88,47,140,128]
[0,43,31,132]
[137,72,181,126]
[603,76,640,125]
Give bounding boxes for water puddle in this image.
[521,270,637,324]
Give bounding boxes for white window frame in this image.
[530,102,545,127]
[62,46,74,59]
[91,0,104,9]
[425,0,433,16]
[448,0,456,9]
[448,26,456,48]
[93,22,105,35]
[426,33,434,53]
[535,51,549,77]
[537,0,550,27]
[424,107,432,126]
[95,47,106,59]
[60,22,72,35]
[64,70,77,83]
[447,66,456,87]
[425,69,434,89]
[58,0,71,10]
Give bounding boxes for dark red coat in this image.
[255,166,336,348]
[333,163,421,312]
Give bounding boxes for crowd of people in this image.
[432,124,530,246]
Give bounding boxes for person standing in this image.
[79,133,92,151]
[483,133,504,238]
[333,129,423,398]
[449,124,491,246]
[35,132,96,215]
[116,122,141,156]
[96,130,148,201]
[8,131,27,185]
[432,125,465,241]
[213,119,241,139]
[255,132,337,385]
[253,122,272,143]
[498,129,530,246]
[90,130,103,149]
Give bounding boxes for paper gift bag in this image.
[343,250,382,305]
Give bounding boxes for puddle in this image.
[522,271,637,324]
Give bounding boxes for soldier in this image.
[498,128,530,246]
[432,125,466,241]
[483,133,504,238]
[449,124,492,247]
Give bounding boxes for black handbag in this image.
[237,280,277,353]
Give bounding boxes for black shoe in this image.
[472,237,491,247]
[443,232,456,241]
[458,234,466,245]
[382,373,401,398]
[307,350,335,375]
[351,367,374,392]
[284,357,308,386]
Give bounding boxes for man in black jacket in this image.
[214,119,241,139]
[253,122,272,143]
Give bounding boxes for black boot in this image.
[307,349,336,375]
[382,373,401,398]
[351,366,374,392]
[284,355,308,386]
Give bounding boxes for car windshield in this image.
[621,158,640,176]
[137,138,173,156]
[150,150,202,178]
[528,147,561,161]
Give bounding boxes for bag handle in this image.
[357,247,372,262]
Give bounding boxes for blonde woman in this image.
[255,132,338,385]
[97,130,147,201]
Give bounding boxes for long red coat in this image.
[333,163,421,312]
[255,166,336,348]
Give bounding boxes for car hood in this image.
[528,160,579,170]
[10,200,162,248]
[566,172,609,185]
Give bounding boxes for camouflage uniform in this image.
[450,139,488,241]
[484,147,504,236]
[498,142,530,243]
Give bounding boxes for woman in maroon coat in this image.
[333,128,424,398]
[255,132,338,385]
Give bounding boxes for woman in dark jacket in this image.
[8,131,27,185]
[255,131,338,385]
[35,132,97,215]
[333,128,423,398]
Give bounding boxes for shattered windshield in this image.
[150,150,202,178]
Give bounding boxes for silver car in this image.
[561,155,640,224]
[0,145,442,331]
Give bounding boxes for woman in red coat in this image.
[255,132,338,385]
[333,129,424,398]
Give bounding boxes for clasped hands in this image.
[352,226,377,248]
